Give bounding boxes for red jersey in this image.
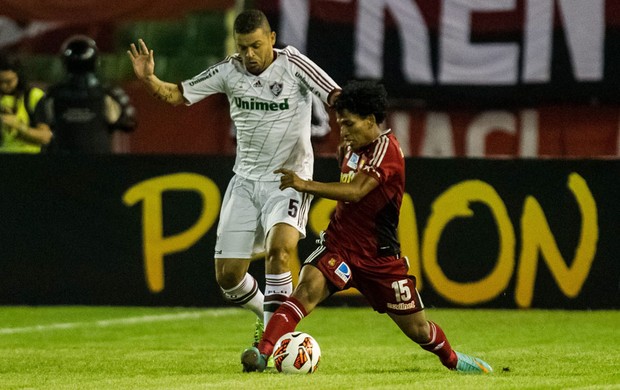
[325,130,405,259]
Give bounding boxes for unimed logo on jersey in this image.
[233,97,290,111]
[188,68,218,86]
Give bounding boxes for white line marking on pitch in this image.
[0,309,242,335]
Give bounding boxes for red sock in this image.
[257,296,307,357]
[418,321,458,369]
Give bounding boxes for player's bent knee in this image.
[265,247,295,274]
[266,245,295,262]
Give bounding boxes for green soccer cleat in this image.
[241,346,267,373]
[253,319,264,347]
[266,354,275,370]
[454,351,493,374]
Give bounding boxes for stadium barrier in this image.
[0,154,617,309]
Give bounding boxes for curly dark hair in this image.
[333,80,387,124]
[234,9,272,34]
[0,50,28,95]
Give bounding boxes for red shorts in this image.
[304,246,424,315]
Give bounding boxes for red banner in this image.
[0,0,234,22]
[124,81,619,157]
[387,105,619,158]
[258,0,619,105]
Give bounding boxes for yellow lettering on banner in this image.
[122,173,221,293]
[423,180,515,305]
[278,174,599,307]
[515,173,598,308]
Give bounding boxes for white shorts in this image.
[214,175,313,259]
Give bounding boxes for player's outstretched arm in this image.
[275,168,378,203]
[127,39,184,106]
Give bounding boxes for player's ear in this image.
[270,31,276,45]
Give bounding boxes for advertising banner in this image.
[387,105,620,157]
[0,155,617,309]
[258,0,620,106]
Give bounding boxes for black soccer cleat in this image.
[241,346,267,373]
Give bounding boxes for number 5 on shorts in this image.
[288,199,299,218]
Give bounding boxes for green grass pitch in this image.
[0,306,618,389]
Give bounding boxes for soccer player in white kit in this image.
[128,9,341,342]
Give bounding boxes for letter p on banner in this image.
[123,173,221,293]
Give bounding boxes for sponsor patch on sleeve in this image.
[334,262,351,284]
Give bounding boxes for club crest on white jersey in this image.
[270,82,283,97]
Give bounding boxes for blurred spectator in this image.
[41,35,136,153]
[0,50,52,153]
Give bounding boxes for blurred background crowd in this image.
[0,0,618,157]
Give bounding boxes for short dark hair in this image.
[0,50,28,94]
[234,9,271,34]
[334,80,387,124]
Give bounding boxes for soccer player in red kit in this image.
[241,80,492,374]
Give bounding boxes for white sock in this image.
[221,273,264,320]
[263,272,293,325]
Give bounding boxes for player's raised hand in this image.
[127,39,155,81]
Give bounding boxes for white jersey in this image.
[181,46,340,181]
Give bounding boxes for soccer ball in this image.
[272,331,321,374]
